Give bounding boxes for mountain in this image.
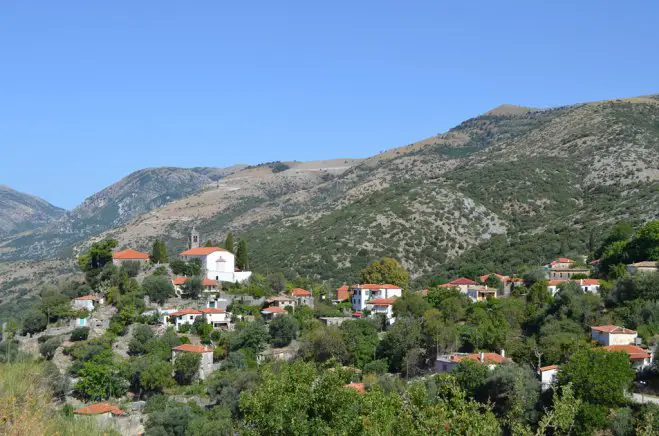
[0,186,64,237]
[0,166,246,259]
[92,95,659,284]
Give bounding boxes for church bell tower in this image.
[189,226,200,249]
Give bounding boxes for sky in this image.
[1,1,658,209]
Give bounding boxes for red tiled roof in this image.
[449,278,478,285]
[263,306,287,313]
[180,247,227,256]
[73,295,96,301]
[367,297,397,306]
[352,284,401,290]
[479,273,508,283]
[345,382,365,393]
[291,288,311,296]
[548,280,568,286]
[438,283,456,288]
[540,365,559,372]
[172,277,187,285]
[200,307,226,314]
[603,345,650,360]
[172,277,219,287]
[169,308,202,317]
[173,344,213,353]
[335,288,350,301]
[580,279,600,286]
[74,403,125,416]
[336,285,349,292]
[112,249,149,260]
[591,325,637,334]
[452,352,507,364]
[352,312,362,318]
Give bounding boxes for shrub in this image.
[70,327,90,342]
[39,338,62,360]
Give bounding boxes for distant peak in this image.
[484,104,541,116]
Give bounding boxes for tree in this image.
[299,326,349,364]
[377,316,422,372]
[535,383,581,436]
[232,321,269,354]
[485,274,502,289]
[268,314,299,347]
[392,291,431,318]
[120,260,141,278]
[170,259,188,276]
[150,239,168,264]
[559,348,634,406]
[39,337,62,360]
[74,362,129,400]
[225,232,234,253]
[340,319,379,368]
[181,276,203,299]
[174,351,201,385]
[360,257,409,290]
[236,239,248,270]
[139,359,174,394]
[142,275,174,304]
[453,359,488,396]
[22,310,48,335]
[129,324,155,356]
[70,327,90,341]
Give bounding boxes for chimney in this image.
[479,352,485,363]
[500,349,505,358]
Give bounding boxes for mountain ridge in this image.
[0,185,65,238]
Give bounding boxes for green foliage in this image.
[22,309,47,335]
[231,321,269,355]
[39,337,62,360]
[120,260,141,278]
[268,314,299,347]
[339,319,379,368]
[70,327,90,341]
[377,316,422,372]
[174,352,201,385]
[271,162,291,173]
[129,324,155,356]
[77,238,118,288]
[453,359,488,396]
[224,232,234,253]
[142,274,174,305]
[150,239,168,264]
[73,361,129,400]
[360,257,410,290]
[181,276,203,299]
[559,348,634,406]
[236,238,248,270]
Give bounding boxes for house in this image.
[200,307,231,329]
[603,345,652,371]
[74,402,125,417]
[444,278,478,294]
[171,344,214,380]
[591,325,638,346]
[539,365,559,391]
[172,277,220,296]
[265,295,296,309]
[350,284,403,311]
[179,246,252,283]
[290,288,314,308]
[72,295,102,311]
[319,317,350,326]
[168,308,203,330]
[546,258,590,280]
[627,261,658,274]
[479,273,509,284]
[466,286,497,302]
[548,279,601,296]
[365,297,398,324]
[334,285,350,303]
[112,249,150,266]
[143,307,178,325]
[261,305,287,320]
[435,350,509,374]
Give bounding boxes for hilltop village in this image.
[2,221,659,435]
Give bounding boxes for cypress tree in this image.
[151,239,168,264]
[236,238,248,270]
[225,232,234,253]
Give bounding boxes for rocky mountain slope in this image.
[95,95,659,284]
[0,166,245,259]
[0,186,64,237]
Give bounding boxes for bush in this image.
[269,314,299,347]
[39,338,62,360]
[363,359,389,375]
[120,261,141,278]
[22,310,48,335]
[70,327,90,342]
[174,352,201,385]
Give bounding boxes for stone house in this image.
[171,344,214,380]
[591,325,638,346]
[72,295,103,311]
[627,261,658,274]
[290,288,314,308]
[435,350,510,374]
[111,249,149,266]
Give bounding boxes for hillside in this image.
[0,185,64,238]
[0,166,245,259]
[96,95,659,284]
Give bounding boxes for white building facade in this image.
[179,247,252,283]
[591,325,638,346]
[351,284,402,311]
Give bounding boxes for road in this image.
[631,393,659,405]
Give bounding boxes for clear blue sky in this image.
[1,1,657,209]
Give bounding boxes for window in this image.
[189,315,194,320]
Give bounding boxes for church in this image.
[179,227,252,283]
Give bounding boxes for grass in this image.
[0,361,116,436]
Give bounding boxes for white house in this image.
[591,325,638,346]
[265,295,296,309]
[168,308,203,330]
[172,277,221,296]
[171,344,214,380]
[111,249,149,266]
[179,247,252,283]
[548,279,601,296]
[466,286,497,302]
[435,350,509,374]
[200,307,231,329]
[539,365,559,391]
[350,284,402,311]
[261,306,287,320]
[72,295,102,311]
[365,297,397,324]
[603,345,652,371]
